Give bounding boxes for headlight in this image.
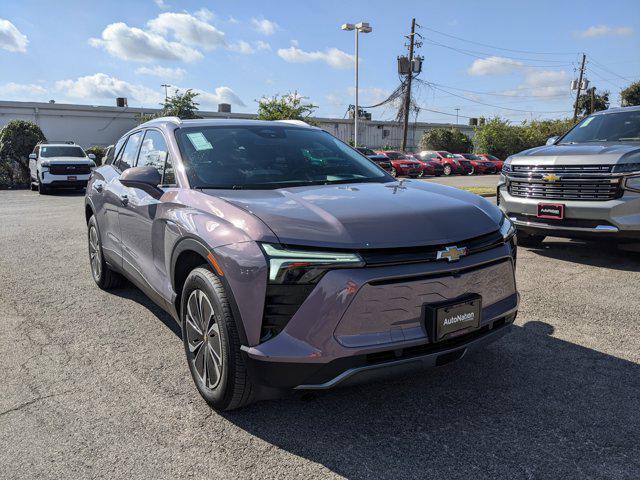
[40,160,51,168]
[261,243,365,284]
[499,216,516,241]
[613,163,640,174]
[625,175,640,192]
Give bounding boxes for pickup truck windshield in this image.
[559,110,640,144]
[41,146,86,158]
[175,125,391,189]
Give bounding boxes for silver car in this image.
[498,106,640,246]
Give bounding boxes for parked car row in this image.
[357,147,503,177]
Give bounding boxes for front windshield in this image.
[559,110,640,144]
[175,125,391,189]
[357,147,375,155]
[41,146,85,158]
[463,154,481,160]
[438,151,455,158]
[383,151,406,160]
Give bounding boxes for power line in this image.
[421,25,579,56]
[424,82,573,114]
[588,58,635,84]
[424,39,572,67]
[426,81,572,99]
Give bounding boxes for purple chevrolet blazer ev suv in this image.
[85,117,519,410]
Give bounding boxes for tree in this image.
[0,120,46,186]
[621,81,640,106]
[419,127,473,153]
[575,89,609,116]
[138,89,201,123]
[256,92,317,122]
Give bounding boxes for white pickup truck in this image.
[29,142,96,194]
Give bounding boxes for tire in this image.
[37,180,49,195]
[181,267,255,411]
[518,234,546,248]
[443,164,452,176]
[390,167,397,177]
[30,182,37,191]
[88,215,122,289]
[467,166,475,176]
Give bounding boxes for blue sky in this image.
[1,0,638,123]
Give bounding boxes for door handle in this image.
[120,194,129,206]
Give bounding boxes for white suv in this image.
[29,142,96,194]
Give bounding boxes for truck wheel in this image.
[518,234,545,247]
[88,216,122,289]
[38,181,49,195]
[182,267,255,411]
[443,164,452,176]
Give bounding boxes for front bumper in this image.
[498,184,640,240]
[242,244,518,389]
[40,171,90,187]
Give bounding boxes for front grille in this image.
[49,164,91,175]
[507,164,621,200]
[512,164,613,174]
[262,284,315,340]
[508,178,621,200]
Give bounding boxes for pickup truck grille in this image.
[49,164,91,175]
[507,164,621,201]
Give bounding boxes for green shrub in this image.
[85,146,106,166]
[419,127,472,153]
[0,120,46,187]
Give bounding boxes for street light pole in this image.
[161,84,170,103]
[342,22,372,148]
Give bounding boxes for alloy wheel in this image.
[185,289,223,390]
[88,225,102,281]
[390,168,397,177]
[443,165,452,176]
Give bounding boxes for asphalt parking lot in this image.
[1,189,639,480]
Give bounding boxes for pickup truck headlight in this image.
[613,163,640,173]
[500,216,516,241]
[261,243,364,284]
[40,160,51,168]
[625,175,640,192]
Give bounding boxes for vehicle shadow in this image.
[111,283,181,338]
[525,238,640,272]
[222,323,640,479]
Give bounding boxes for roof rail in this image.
[139,116,182,127]
[275,119,310,127]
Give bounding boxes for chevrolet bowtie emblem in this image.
[542,173,561,182]
[436,246,468,262]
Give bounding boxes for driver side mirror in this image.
[120,166,163,198]
[546,136,559,146]
[29,153,37,160]
[87,153,96,160]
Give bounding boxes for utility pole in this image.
[589,87,596,114]
[401,18,416,152]
[455,108,460,125]
[572,54,586,122]
[161,84,170,103]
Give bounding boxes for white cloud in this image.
[255,40,271,51]
[502,70,569,98]
[277,45,354,69]
[251,18,278,35]
[575,25,634,38]
[147,12,226,50]
[468,56,523,76]
[0,82,47,100]
[154,0,170,10]
[194,8,214,22]
[228,16,239,25]
[55,73,162,105]
[89,22,202,62]
[228,41,255,55]
[174,85,245,108]
[135,65,186,80]
[0,18,28,53]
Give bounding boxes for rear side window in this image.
[107,137,126,165]
[116,131,143,172]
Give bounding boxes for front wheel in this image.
[443,164,452,176]
[467,166,475,175]
[182,267,255,411]
[37,180,49,195]
[88,215,122,289]
[518,234,546,248]
[390,167,397,177]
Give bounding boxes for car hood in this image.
[45,157,92,164]
[207,181,503,249]
[510,142,640,165]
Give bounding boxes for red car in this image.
[476,154,504,171]
[457,153,498,175]
[375,151,422,177]
[418,150,470,176]
[405,153,444,177]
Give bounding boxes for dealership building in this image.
[0,100,474,151]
